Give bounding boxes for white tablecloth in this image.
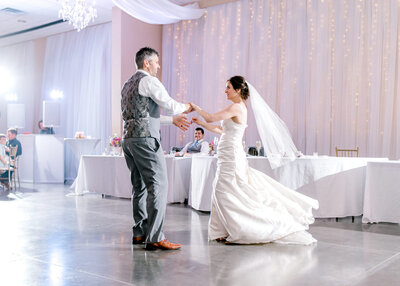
[189,155,389,217]
[64,138,101,181]
[73,155,191,202]
[18,134,64,183]
[362,161,400,223]
[73,154,391,219]
[73,155,131,197]
[189,156,217,211]
[165,156,192,203]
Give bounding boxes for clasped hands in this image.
[172,102,201,131]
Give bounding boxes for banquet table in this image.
[64,138,101,180]
[189,155,389,218]
[165,156,192,203]
[18,134,64,183]
[362,161,400,224]
[73,155,192,202]
[72,154,391,219]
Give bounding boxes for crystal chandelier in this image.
[58,0,97,31]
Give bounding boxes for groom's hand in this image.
[183,103,194,114]
[173,114,191,131]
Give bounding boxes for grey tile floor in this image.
[0,183,399,286]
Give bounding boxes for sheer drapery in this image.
[112,0,204,24]
[41,23,112,180]
[161,0,400,159]
[0,41,35,133]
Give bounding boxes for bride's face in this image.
[225,81,240,101]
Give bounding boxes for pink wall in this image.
[111,7,163,135]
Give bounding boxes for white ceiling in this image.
[0,0,115,47]
[0,0,231,48]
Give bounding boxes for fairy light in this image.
[328,0,336,153]
[266,0,274,87]
[233,2,242,71]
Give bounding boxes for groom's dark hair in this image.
[135,47,159,69]
[195,127,204,134]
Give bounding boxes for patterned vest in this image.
[121,72,161,140]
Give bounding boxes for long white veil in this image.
[247,82,300,169]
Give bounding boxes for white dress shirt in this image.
[138,70,187,117]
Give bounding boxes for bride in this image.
[190,76,319,245]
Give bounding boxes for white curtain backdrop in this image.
[0,41,35,133]
[161,0,400,159]
[112,0,205,24]
[41,23,112,181]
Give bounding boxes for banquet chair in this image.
[335,147,359,157]
[335,146,359,223]
[248,147,258,156]
[6,146,18,191]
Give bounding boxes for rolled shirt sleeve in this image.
[160,115,173,125]
[138,71,187,116]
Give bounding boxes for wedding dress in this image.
[208,115,319,245]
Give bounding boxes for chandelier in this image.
[58,0,97,31]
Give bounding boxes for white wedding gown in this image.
[208,118,319,245]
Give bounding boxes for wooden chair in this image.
[335,146,359,223]
[3,146,18,191]
[335,147,359,157]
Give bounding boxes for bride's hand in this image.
[192,117,204,126]
[189,102,200,111]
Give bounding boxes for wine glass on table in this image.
[255,140,261,156]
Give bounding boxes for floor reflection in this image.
[209,243,317,285]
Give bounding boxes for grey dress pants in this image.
[122,137,168,243]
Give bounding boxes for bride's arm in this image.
[192,118,222,135]
[190,102,241,123]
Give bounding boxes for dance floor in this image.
[0,183,399,286]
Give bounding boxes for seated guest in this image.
[6,128,22,157]
[178,127,209,155]
[0,133,10,189]
[38,120,55,134]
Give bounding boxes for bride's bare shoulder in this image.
[228,103,243,111]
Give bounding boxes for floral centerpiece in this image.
[209,142,215,155]
[109,135,121,147]
[209,136,219,156]
[109,134,122,155]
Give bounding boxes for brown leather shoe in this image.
[132,236,145,244]
[145,239,181,250]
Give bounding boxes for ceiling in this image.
[0,0,115,47]
[0,0,234,47]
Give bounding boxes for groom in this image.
[121,47,192,250]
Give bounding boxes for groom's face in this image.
[194,130,204,141]
[146,55,160,77]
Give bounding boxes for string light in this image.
[166,0,398,157]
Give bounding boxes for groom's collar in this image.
[137,69,150,77]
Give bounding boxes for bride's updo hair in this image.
[228,76,250,100]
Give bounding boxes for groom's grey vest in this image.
[121,72,160,140]
[187,140,204,153]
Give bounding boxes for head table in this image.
[72,154,395,221]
